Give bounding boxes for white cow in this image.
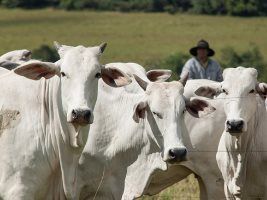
[195,67,267,199]
[0,49,32,70]
[144,79,226,200]
[0,43,131,200]
[76,63,216,200]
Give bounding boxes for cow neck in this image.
[112,95,167,198]
[226,97,266,199]
[124,108,168,198]
[40,77,86,199]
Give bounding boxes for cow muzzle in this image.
[68,108,93,125]
[164,147,187,164]
[226,119,245,136]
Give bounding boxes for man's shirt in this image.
[180,57,223,82]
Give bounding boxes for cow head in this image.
[0,49,32,62]
[133,73,216,164]
[13,42,131,127]
[0,49,32,70]
[195,67,267,137]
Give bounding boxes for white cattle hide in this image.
[0,43,130,200]
[196,67,267,199]
[144,79,226,200]
[76,63,215,200]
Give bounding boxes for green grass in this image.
[141,175,199,200]
[1,9,267,199]
[1,8,267,66]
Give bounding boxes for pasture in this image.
[1,8,267,66]
[0,8,267,199]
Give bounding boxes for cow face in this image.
[56,43,106,126]
[14,42,131,127]
[220,67,258,135]
[133,75,216,164]
[195,67,267,137]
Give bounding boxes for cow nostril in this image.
[84,110,91,121]
[236,120,244,128]
[169,149,176,159]
[226,119,245,134]
[168,148,187,161]
[72,110,78,119]
[180,148,187,158]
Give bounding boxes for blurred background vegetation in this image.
[145,44,267,81]
[32,43,267,81]
[1,0,267,16]
[0,4,267,198]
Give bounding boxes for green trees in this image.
[225,0,258,16]
[220,45,266,81]
[32,45,59,62]
[191,0,226,14]
[1,0,58,8]
[1,0,266,16]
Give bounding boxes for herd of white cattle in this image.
[0,42,266,200]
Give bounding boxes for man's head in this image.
[190,39,215,60]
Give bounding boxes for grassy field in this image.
[1,8,267,66]
[141,175,199,200]
[1,8,267,199]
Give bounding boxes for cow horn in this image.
[99,43,107,53]
[134,74,148,91]
[54,41,62,50]
[179,72,189,86]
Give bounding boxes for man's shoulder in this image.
[209,59,220,67]
[209,58,219,64]
[185,57,197,65]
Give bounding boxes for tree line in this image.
[1,0,267,16]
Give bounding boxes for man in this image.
[181,39,223,82]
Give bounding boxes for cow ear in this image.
[14,60,60,80]
[99,42,107,54]
[101,66,132,87]
[186,98,216,118]
[133,101,148,123]
[54,41,72,58]
[146,69,172,82]
[194,86,220,98]
[256,82,267,98]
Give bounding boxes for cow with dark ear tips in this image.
[76,62,216,200]
[191,67,267,200]
[0,42,131,200]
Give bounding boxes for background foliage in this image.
[1,0,267,16]
[32,45,59,62]
[145,44,267,81]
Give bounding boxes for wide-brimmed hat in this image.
[189,39,215,57]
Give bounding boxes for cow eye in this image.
[95,72,101,79]
[61,72,66,77]
[249,89,255,94]
[152,112,163,119]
